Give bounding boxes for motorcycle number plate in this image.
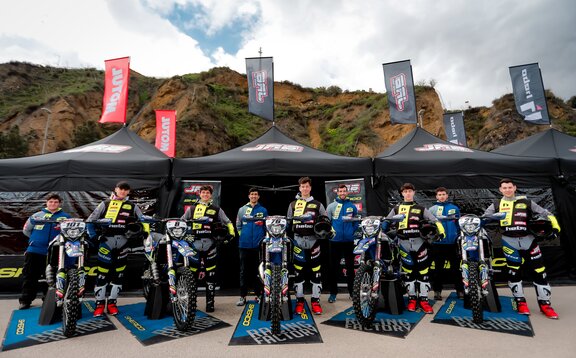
[65,241,83,257]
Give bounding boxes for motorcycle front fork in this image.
[461,259,489,295]
[52,244,86,305]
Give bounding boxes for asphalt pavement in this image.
[1,286,575,358]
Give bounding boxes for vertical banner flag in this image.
[325,178,367,216]
[154,110,177,157]
[246,57,274,121]
[442,112,467,147]
[509,63,550,124]
[383,60,417,124]
[99,57,130,124]
[178,180,221,216]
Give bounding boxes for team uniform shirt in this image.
[326,197,358,242]
[23,208,71,255]
[429,201,460,244]
[236,202,268,249]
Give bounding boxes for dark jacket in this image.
[326,198,358,242]
[23,208,71,255]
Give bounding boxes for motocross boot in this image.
[406,296,418,312]
[418,298,434,314]
[94,300,106,317]
[516,299,531,315]
[294,298,305,315]
[107,299,119,315]
[538,301,558,319]
[311,299,323,315]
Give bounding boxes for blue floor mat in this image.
[229,299,323,345]
[432,292,534,336]
[114,302,230,346]
[322,297,433,338]
[1,300,116,352]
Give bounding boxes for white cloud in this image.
[0,0,574,108]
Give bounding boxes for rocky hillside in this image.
[1,61,575,158]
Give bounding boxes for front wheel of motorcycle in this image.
[270,264,282,335]
[468,261,484,323]
[62,268,80,338]
[172,267,197,331]
[352,262,378,327]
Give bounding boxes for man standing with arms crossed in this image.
[326,184,358,303]
[236,187,268,306]
[429,187,464,300]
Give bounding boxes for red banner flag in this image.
[99,57,130,124]
[155,110,177,157]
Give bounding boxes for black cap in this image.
[115,181,131,190]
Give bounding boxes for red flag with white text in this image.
[155,110,177,157]
[99,57,130,124]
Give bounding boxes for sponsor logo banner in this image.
[383,60,417,124]
[229,300,323,345]
[114,302,230,346]
[99,57,130,124]
[154,110,177,157]
[1,301,116,352]
[322,299,430,338]
[414,143,473,153]
[241,143,303,152]
[442,112,467,147]
[432,292,534,336]
[64,144,132,154]
[246,57,274,121]
[509,63,550,124]
[178,180,221,216]
[324,178,367,216]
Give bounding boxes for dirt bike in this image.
[37,218,109,337]
[243,214,312,335]
[142,216,212,331]
[349,215,405,327]
[458,212,505,323]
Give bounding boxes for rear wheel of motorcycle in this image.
[172,267,197,331]
[469,261,484,323]
[353,262,378,327]
[270,264,282,335]
[62,268,80,338]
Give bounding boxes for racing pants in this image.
[293,236,322,301]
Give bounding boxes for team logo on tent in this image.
[64,144,132,154]
[414,143,473,153]
[242,143,304,153]
[569,147,576,153]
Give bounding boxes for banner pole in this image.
[538,66,552,127]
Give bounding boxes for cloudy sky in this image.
[1,0,575,109]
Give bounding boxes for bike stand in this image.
[378,279,405,315]
[483,280,501,312]
[144,282,169,320]
[38,287,62,325]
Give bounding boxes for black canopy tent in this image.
[172,125,375,288]
[0,126,171,192]
[0,127,172,292]
[172,125,375,215]
[372,127,571,281]
[492,128,576,274]
[374,127,559,190]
